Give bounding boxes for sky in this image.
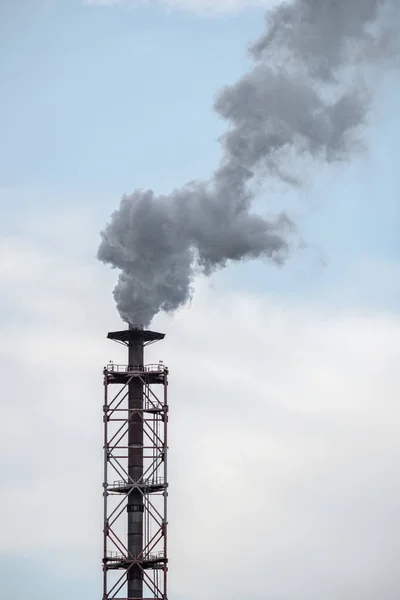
[1,1,399,599]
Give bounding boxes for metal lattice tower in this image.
[103,326,168,600]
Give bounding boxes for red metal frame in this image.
[103,362,168,600]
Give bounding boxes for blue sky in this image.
[2,0,398,308]
[1,2,399,600]
[1,1,262,192]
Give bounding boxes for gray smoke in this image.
[98,0,396,327]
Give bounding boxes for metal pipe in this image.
[127,324,143,599]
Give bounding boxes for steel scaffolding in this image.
[103,328,168,600]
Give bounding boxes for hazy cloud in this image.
[2,231,400,598]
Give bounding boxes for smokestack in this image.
[127,323,144,599]
[98,0,398,327]
[104,325,167,600]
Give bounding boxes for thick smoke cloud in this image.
[98,0,396,327]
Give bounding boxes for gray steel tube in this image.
[127,325,144,599]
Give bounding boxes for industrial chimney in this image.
[102,325,168,600]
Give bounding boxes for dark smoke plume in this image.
[98,0,397,327]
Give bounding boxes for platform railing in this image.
[107,550,165,562]
[110,477,164,489]
[106,363,167,375]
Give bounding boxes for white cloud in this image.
[163,285,400,600]
[1,223,400,598]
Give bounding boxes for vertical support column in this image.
[163,373,168,598]
[103,369,109,600]
[128,326,144,599]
